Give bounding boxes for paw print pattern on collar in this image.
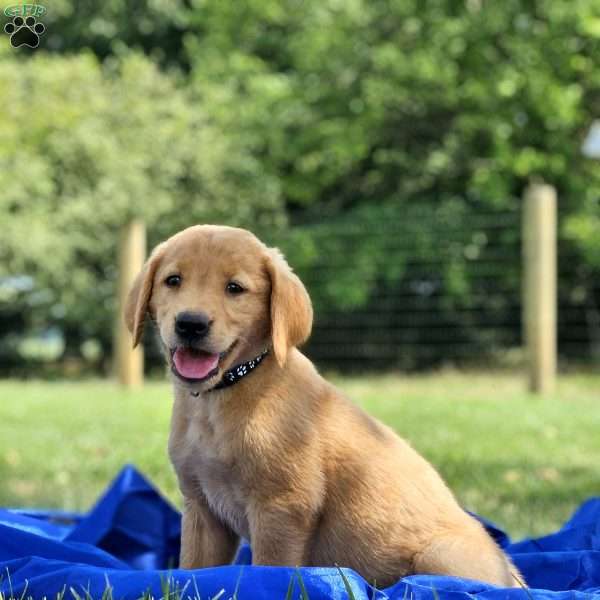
[210,349,270,391]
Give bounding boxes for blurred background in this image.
[1,0,599,539]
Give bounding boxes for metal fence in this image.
[558,220,600,363]
[125,193,599,386]
[276,211,524,371]
[268,205,597,374]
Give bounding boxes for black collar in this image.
[209,348,270,391]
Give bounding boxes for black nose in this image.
[175,311,211,342]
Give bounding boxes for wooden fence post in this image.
[522,183,557,394]
[115,220,146,387]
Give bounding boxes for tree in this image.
[182,0,600,365]
[0,51,284,372]
[3,0,600,370]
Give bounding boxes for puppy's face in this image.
[125,225,313,391]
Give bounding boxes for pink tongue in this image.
[173,348,219,379]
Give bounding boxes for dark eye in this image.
[226,281,245,295]
[165,275,181,288]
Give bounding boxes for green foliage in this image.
[43,1,600,214]
[565,197,600,266]
[181,0,600,233]
[0,51,284,365]
[183,0,600,366]
[2,0,600,369]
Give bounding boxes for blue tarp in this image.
[1,465,599,599]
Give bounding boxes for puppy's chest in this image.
[170,412,251,539]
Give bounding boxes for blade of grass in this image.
[138,588,153,600]
[335,566,357,600]
[160,573,172,600]
[191,575,202,600]
[232,566,244,600]
[512,571,533,600]
[5,568,14,600]
[402,583,409,600]
[17,578,28,600]
[69,588,82,600]
[178,579,191,600]
[295,568,310,600]
[101,575,113,600]
[284,573,295,600]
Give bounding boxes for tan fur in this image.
[265,248,313,367]
[125,225,524,588]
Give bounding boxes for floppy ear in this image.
[124,243,165,348]
[265,248,313,367]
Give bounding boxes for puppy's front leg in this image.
[249,505,314,567]
[180,495,239,569]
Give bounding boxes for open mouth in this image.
[170,342,236,383]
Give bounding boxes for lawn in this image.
[0,371,599,540]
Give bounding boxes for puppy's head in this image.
[124,225,312,391]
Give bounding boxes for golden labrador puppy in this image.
[125,224,523,588]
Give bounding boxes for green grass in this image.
[0,371,599,540]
